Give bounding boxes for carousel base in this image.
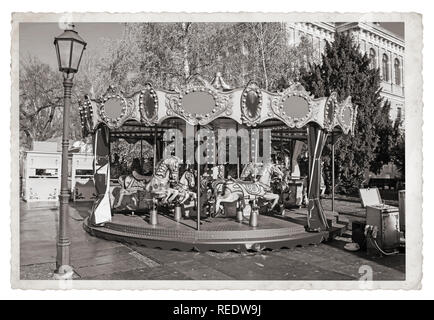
[83,210,341,252]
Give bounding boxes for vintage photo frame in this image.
[10,12,422,290]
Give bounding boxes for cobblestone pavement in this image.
[19,201,405,281]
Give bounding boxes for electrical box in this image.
[366,204,400,253]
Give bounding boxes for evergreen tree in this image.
[391,121,405,177]
[370,100,394,174]
[300,32,387,194]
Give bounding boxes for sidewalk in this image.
[19,201,405,281]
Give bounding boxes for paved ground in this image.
[19,200,405,281]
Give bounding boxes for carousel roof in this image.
[78,74,357,138]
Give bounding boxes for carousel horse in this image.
[211,162,270,199]
[213,162,285,217]
[167,169,197,204]
[278,167,292,194]
[144,155,182,203]
[239,162,261,181]
[114,169,151,209]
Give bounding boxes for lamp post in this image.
[53,24,86,279]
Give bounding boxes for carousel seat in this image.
[132,171,149,181]
[234,179,256,185]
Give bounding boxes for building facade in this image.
[286,22,405,124]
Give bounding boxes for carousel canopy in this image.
[78,73,357,139]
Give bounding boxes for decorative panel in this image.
[324,91,338,131]
[241,82,262,126]
[165,77,233,125]
[139,83,158,125]
[97,86,134,129]
[268,83,314,128]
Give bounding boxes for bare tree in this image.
[19,57,63,148]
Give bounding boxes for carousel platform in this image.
[83,209,345,252]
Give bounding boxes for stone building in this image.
[286,22,405,125]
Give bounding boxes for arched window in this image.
[369,48,376,69]
[382,54,389,82]
[394,58,401,85]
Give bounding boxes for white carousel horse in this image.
[239,162,261,181]
[167,169,196,204]
[145,156,182,202]
[213,163,285,217]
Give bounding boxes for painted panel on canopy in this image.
[246,91,260,117]
[98,95,130,130]
[341,104,353,126]
[103,97,125,119]
[333,96,355,135]
[142,91,157,118]
[139,84,159,124]
[241,82,262,126]
[282,96,310,119]
[324,92,338,129]
[181,91,217,116]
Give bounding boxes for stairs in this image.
[282,209,348,240]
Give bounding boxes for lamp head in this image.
[54,24,87,74]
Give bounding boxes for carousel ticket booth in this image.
[78,74,356,251]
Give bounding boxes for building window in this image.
[396,106,402,123]
[382,54,389,82]
[369,48,376,69]
[394,58,401,85]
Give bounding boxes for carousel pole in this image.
[331,132,335,213]
[174,121,182,222]
[248,128,259,227]
[196,125,201,231]
[153,127,157,172]
[150,126,158,226]
[236,122,240,178]
[235,123,243,221]
[140,139,143,167]
[249,127,253,169]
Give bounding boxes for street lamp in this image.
[53,24,86,279]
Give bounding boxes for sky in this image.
[19,22,125,69]
[19,22,404,70]
[380,22,404,39]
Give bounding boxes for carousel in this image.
[78,73,356,251]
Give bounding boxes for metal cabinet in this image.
[366,204,400,252]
